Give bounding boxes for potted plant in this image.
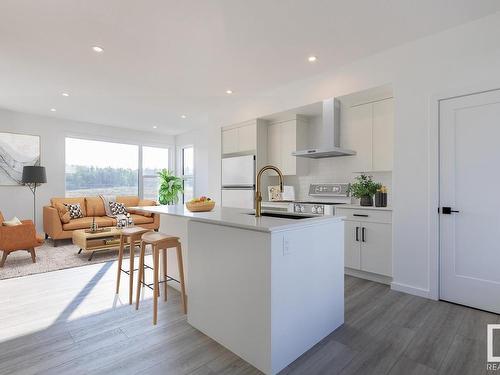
[348,174,382,206]
[158,169,184,205]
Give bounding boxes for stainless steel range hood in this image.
[292,98,356,158]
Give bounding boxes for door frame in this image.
[428,81,500,301]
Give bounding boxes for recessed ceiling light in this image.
[61,92,69,97]
[181,115,187,119]
[225,90,233,94]
[152,125,157,129]
[50,108,56,112]
[308,56,317,62]
[92,46,104,53]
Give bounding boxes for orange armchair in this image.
[0,211,44,267]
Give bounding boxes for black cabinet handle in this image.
[355,227,359,242]
[441,207,460,215]
[361,227,366,242]
[353,214,369,217]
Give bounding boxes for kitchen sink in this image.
[245,212,314,220]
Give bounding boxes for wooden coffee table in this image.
[72,228,124,261]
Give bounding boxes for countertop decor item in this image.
[158,169,183,205]
[375,186,388,207]
[348,174,382,207]
[22,165,47,225]
[186,197,215,212]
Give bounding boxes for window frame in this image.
[64,136,173,200]
[178,145,194,203]
[140,145,171,201]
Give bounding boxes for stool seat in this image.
[121,227,151,236]
[141,232,179,244]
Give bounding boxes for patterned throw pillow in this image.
[109,201,127,216]
[64,203,84,219]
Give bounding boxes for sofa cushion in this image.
[51,197,87,216]
[109,201,127,216]
[85,197,106,217]
[128,199,156,217]
[63,217,115,231]
[54,203,71,224]
[130,214,154,225]
[116,196,140,208]
[65,203,84,219]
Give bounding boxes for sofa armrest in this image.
[0,221,37,251]
[43,206,63,238]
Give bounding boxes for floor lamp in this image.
[22,166,47,226]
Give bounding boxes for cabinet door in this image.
[360,222,392,276]
[267,123,281,167]
[237,123,257,152]
[372,98,394,171]
[344,221,361,269]
[222,128,238,154]
[342,102,373,172]
[280,120,297,175]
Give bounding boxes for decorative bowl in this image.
[186,201,215,212]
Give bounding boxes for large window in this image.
[142,146,169,200]
[181,146,194,202]
[65,138,139,197]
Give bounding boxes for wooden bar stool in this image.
[116,226,151,305]
[135,232,187,325]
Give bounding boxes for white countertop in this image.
[130,205,343,233]
[336,204,393,211]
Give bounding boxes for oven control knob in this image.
[300,205,305,213]
[294,204,301,213]
[316,206,323,214]
[311,206,317,214]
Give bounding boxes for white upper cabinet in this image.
[221,121,257,155]
[342,97,394,172]
[267,117,308,175]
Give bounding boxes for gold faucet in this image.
[255,165,284,217]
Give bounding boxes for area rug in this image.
[0,239,152,280]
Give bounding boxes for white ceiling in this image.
[0,0,499,135]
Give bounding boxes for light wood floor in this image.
[0,261,498,375]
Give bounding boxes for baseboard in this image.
[344,267,392,285]
[391,281,432,299]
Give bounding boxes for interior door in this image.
[440,89,500,313]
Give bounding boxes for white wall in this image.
[178,12,500,298]
[0,108,174,230]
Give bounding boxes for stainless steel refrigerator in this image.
[221,155,255,209]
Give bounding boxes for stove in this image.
[292,183,350,216]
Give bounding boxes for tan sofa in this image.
[43,196,160,246]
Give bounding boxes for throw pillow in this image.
[109,201,127,216]
[55,203,71,224]
[2,217,22,226]
[65,203,84,219]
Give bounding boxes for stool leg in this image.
[176,243,187,314]
[116,235,125,294]
[162,248,167,301]
[153,245,159,325]
[136,241,146,310]
[128,236,135,305]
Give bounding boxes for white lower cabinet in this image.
[337,207,392,278]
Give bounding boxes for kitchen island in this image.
[133,205,344,375]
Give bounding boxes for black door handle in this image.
[441,207,460,215]
[353,214,369,217]
[355,227,359,242]
[362,227,366,242]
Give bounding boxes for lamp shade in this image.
[22,166,47,184]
